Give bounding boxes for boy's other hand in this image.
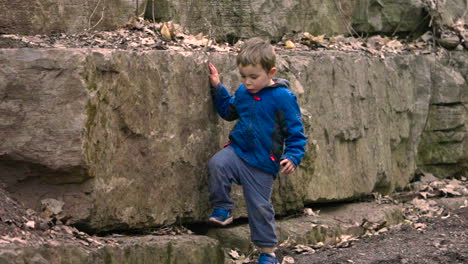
[280,159,296,174]
[208,62,220,87]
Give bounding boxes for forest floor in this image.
[2,175,466,264]
[289,206,467,264]
[1,16,464,57]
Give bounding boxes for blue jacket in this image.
[211,78,307,175]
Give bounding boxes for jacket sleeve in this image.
[280,91,307,167]
[210,83,239,121]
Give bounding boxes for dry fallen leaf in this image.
[279,237,296,248]
[312,242,324,249]
[303,208,320,217]
[234,257,251,264]
[285,40,296,49]
[419,192,428,199]
[228,249,241,260]
[161,23,172,40]
[25,221,35,229]
[303,32,313,39]
[460,200,468,209]
[293,244,315,254]
[430,181,445,188]
[439,184,462,196]
[376,227,388,234]
[282,256,295,264]
[413,223,427,230]
[441,213,451,219]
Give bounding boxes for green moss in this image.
[88,81,97,91]
[86,103,97,136]
[83,102,98,166]
[83,58,101,92]
[165,242,173,264]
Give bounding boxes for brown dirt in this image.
[290,206,467,264]
[1,177,467,263]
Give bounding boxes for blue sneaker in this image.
[258,253,279,264]
[208,208,233,226]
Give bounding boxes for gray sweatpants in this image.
[208,146,277,248]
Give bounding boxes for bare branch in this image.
[88,0,102,30]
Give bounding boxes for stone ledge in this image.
[0,235,224,264]
[207,202,404,254]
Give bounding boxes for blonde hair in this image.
[236,38,276,72]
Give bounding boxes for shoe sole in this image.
[208,216,233,226]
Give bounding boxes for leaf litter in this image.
[275,175,467,263]
[1,16,466,56]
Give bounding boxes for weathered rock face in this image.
[83,51,221,229]
[146,0,428,41]
[351,0,428,34]
[3,0,463,41]
[417,53,468,177]
[0,48,466,231]
[2,0,465,42]
[0,235,223,264]
[0,49,87,170]
[0,0,143,35]
[281,53,434,202]
[426,0,468,28]
[145,0,356,41]
[0,49,93,226]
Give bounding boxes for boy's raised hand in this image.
[280,159,296,174]
[208,62,220,87]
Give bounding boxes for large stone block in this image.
[0,0,144,35]
[418,140,464,165]
[207,202,404,254]
[351,0,427,34]
[0,235,224,264]
[416,53,468,178]
[145,0,355,41]
[431,0,468,28]
[283,53,433,199]
[0,49,87,170]
[146,0,428,41]
[1,48,465,231]
[426,105,465,131]
[430,62,466,104]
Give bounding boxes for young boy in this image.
[207,38,307,264]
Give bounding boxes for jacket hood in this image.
[268,78,290,89]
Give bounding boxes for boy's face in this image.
[239,64,276,94]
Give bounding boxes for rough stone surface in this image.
[285,53,433,201]
[430,62,466,105]
[426,105,465,131]
[0,49,93,226]
[146,0,429,41]
[0,49,87,170]
[206,202,404,254]
[0,235,224,264]
[0,48,466,231]
[0,0,463,40]
[0,0,144,35]
[351,0,428,34]
[431,0,468,28]
[416,52,468,178]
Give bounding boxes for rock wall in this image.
[0,0,144,35]
[146,0,430,41]
[1,48,466,231]
[417,55,468,177]
[2,0,466,41]
[0,0,432,39]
